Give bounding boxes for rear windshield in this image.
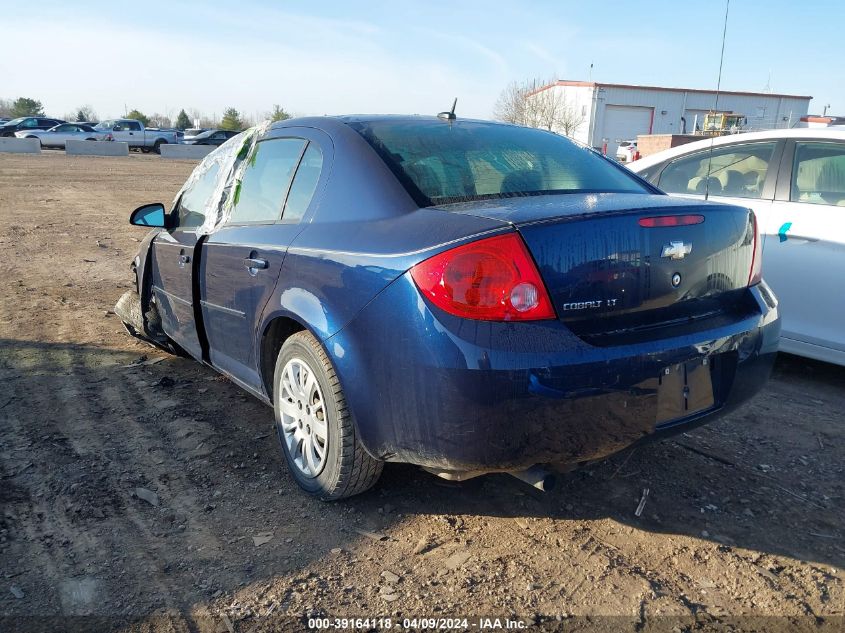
[349,119,649,206]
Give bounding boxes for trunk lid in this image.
[439,194,758,345]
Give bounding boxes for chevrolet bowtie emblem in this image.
[661,241,693,259]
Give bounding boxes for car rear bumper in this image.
[327,275,780,472]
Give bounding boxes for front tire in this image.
[273,331,382,500]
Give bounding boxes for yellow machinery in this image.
[696,111,747,136]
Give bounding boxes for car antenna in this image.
[704,0,730,202]
[437,98,458,121]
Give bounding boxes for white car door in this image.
[763,139,845,364]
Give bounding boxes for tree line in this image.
[3,80,581,136]
[0,97,292,131]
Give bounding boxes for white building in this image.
[534,80,812,155]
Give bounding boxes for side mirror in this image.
[130,203,167,228]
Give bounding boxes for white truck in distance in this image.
[93,119,178,153]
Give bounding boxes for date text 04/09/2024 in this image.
[307,617,529,630]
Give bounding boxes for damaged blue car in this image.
[116,115,780,499]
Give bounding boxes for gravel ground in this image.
[0,152,842,632]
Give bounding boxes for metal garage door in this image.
[601,105,653,156]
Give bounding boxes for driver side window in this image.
[175,164,221,230]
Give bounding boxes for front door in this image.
[200,137,312,390]
[150,230,202,359]
[149,161,223,360]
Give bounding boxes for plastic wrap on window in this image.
[171,120,272,235]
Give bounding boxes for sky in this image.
[1,0,842,122]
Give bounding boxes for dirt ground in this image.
[0,152,843,632]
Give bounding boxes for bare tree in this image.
[147,113,172,128]
[493,78,584,138]
[493,80,532,125]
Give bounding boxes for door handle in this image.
[179,254,190,266]
[243,257,268,270]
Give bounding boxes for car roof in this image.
[631,127,845,171]
[334,114,518,127]
[264,114,520,140]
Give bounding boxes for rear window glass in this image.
[283,143,323,223]
[348,119,649,206]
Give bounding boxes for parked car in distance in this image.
[0,116,65,137]
[116,115,779,500]
[14,123,112,148]
[630,128,845,366]
[93,119,178,153]
[616,140,639,163]
[182,129,240,146]
[183,128,208,141]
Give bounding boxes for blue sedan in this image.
[116,115,780,499]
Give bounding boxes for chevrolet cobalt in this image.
[116,116,780,499]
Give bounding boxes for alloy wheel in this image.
[278,357,328,478]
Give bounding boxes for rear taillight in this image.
[748,211,762,286]
[409,232,556,321]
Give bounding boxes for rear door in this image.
[124,120,143,146]
[765,139,845,359]
[201,135,325,391]
[149,162,222,360]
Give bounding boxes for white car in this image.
[630,128,845,366]
[616,140,639,163]
[14,123,112,148]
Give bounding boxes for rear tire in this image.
[153,140,165,154]
[273,331,382,500]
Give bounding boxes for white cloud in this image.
[0,12,510,121]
